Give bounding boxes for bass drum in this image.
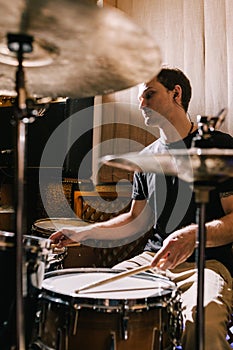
[35,268,183,350]
[32,218,100,268]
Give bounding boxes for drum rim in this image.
[41,267,177,311]
[0,230,15,248]
[0,230,14,238]
[33,217,91,224]
[32,217,91,233]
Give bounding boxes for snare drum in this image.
[32,218,100,268]
[35,268,182,350]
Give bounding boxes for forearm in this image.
[81,205,153,241]
[151,199,233,270]
[178,213,233,248]
[151,216,233,270]
[205,212,233,247]
[54,200,154,245]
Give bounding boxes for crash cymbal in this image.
[0,0,161,99]
[101,148,233,184]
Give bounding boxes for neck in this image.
[159,112,196,143]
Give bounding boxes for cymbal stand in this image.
[7,33,35,350]
[191,111,226,350]
[193,185,214,350]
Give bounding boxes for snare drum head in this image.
[42,268,176,307]
[32,218,90,237]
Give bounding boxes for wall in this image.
[95,0,233,183]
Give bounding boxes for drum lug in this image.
[166,292,183,347]
[72,306,80,335]
[110,332,117,350]
[121,314,129,340]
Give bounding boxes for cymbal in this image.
[0,0,161,99]
[101,148,233,184]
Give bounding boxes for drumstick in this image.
[75,263,152,294]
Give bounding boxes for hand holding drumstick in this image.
[49,225,92,248]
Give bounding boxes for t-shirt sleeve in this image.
[132,172,148,200]
[217,177,233,196]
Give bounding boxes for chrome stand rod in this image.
[194,187,212,350]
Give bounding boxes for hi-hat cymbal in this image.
[0,0,161,99]
[101,148,233,184]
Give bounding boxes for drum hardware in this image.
[23,235,54,276]
[166,291,183,348]
[33,268,182,349]
[102,109,233,350]
[190,111,229,350]
[110,332,117,350]
[0,231,54,350]
[0,1,160,348]
[0,231,15,349]
[46,246,67,272]
[32,217,100,268]
[6,32,41,350]
[0,94,66,107]
[193,108,227,148]
[3,32,58,350]
[121,313,129,341]
[0,95,16,106]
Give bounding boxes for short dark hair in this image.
[157,68,192,112]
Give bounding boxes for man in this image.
[50,68,233,349]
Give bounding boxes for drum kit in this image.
[0,1,166,349]
[0,1,232,350]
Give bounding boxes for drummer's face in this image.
[138,78,174,126]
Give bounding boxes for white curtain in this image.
[94,0,233,182]
[104,0,233,134]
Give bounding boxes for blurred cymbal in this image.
[101,148,233,184]
[0,0,161,99]
[0,95,66,107]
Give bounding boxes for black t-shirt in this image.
[132,130,233,276]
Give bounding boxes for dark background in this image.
[0,97,94,230]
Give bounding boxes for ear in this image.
[173,85,182,99]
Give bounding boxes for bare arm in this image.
[151,194,233,270]
[205,194,233,247]
[50,199,154,246]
